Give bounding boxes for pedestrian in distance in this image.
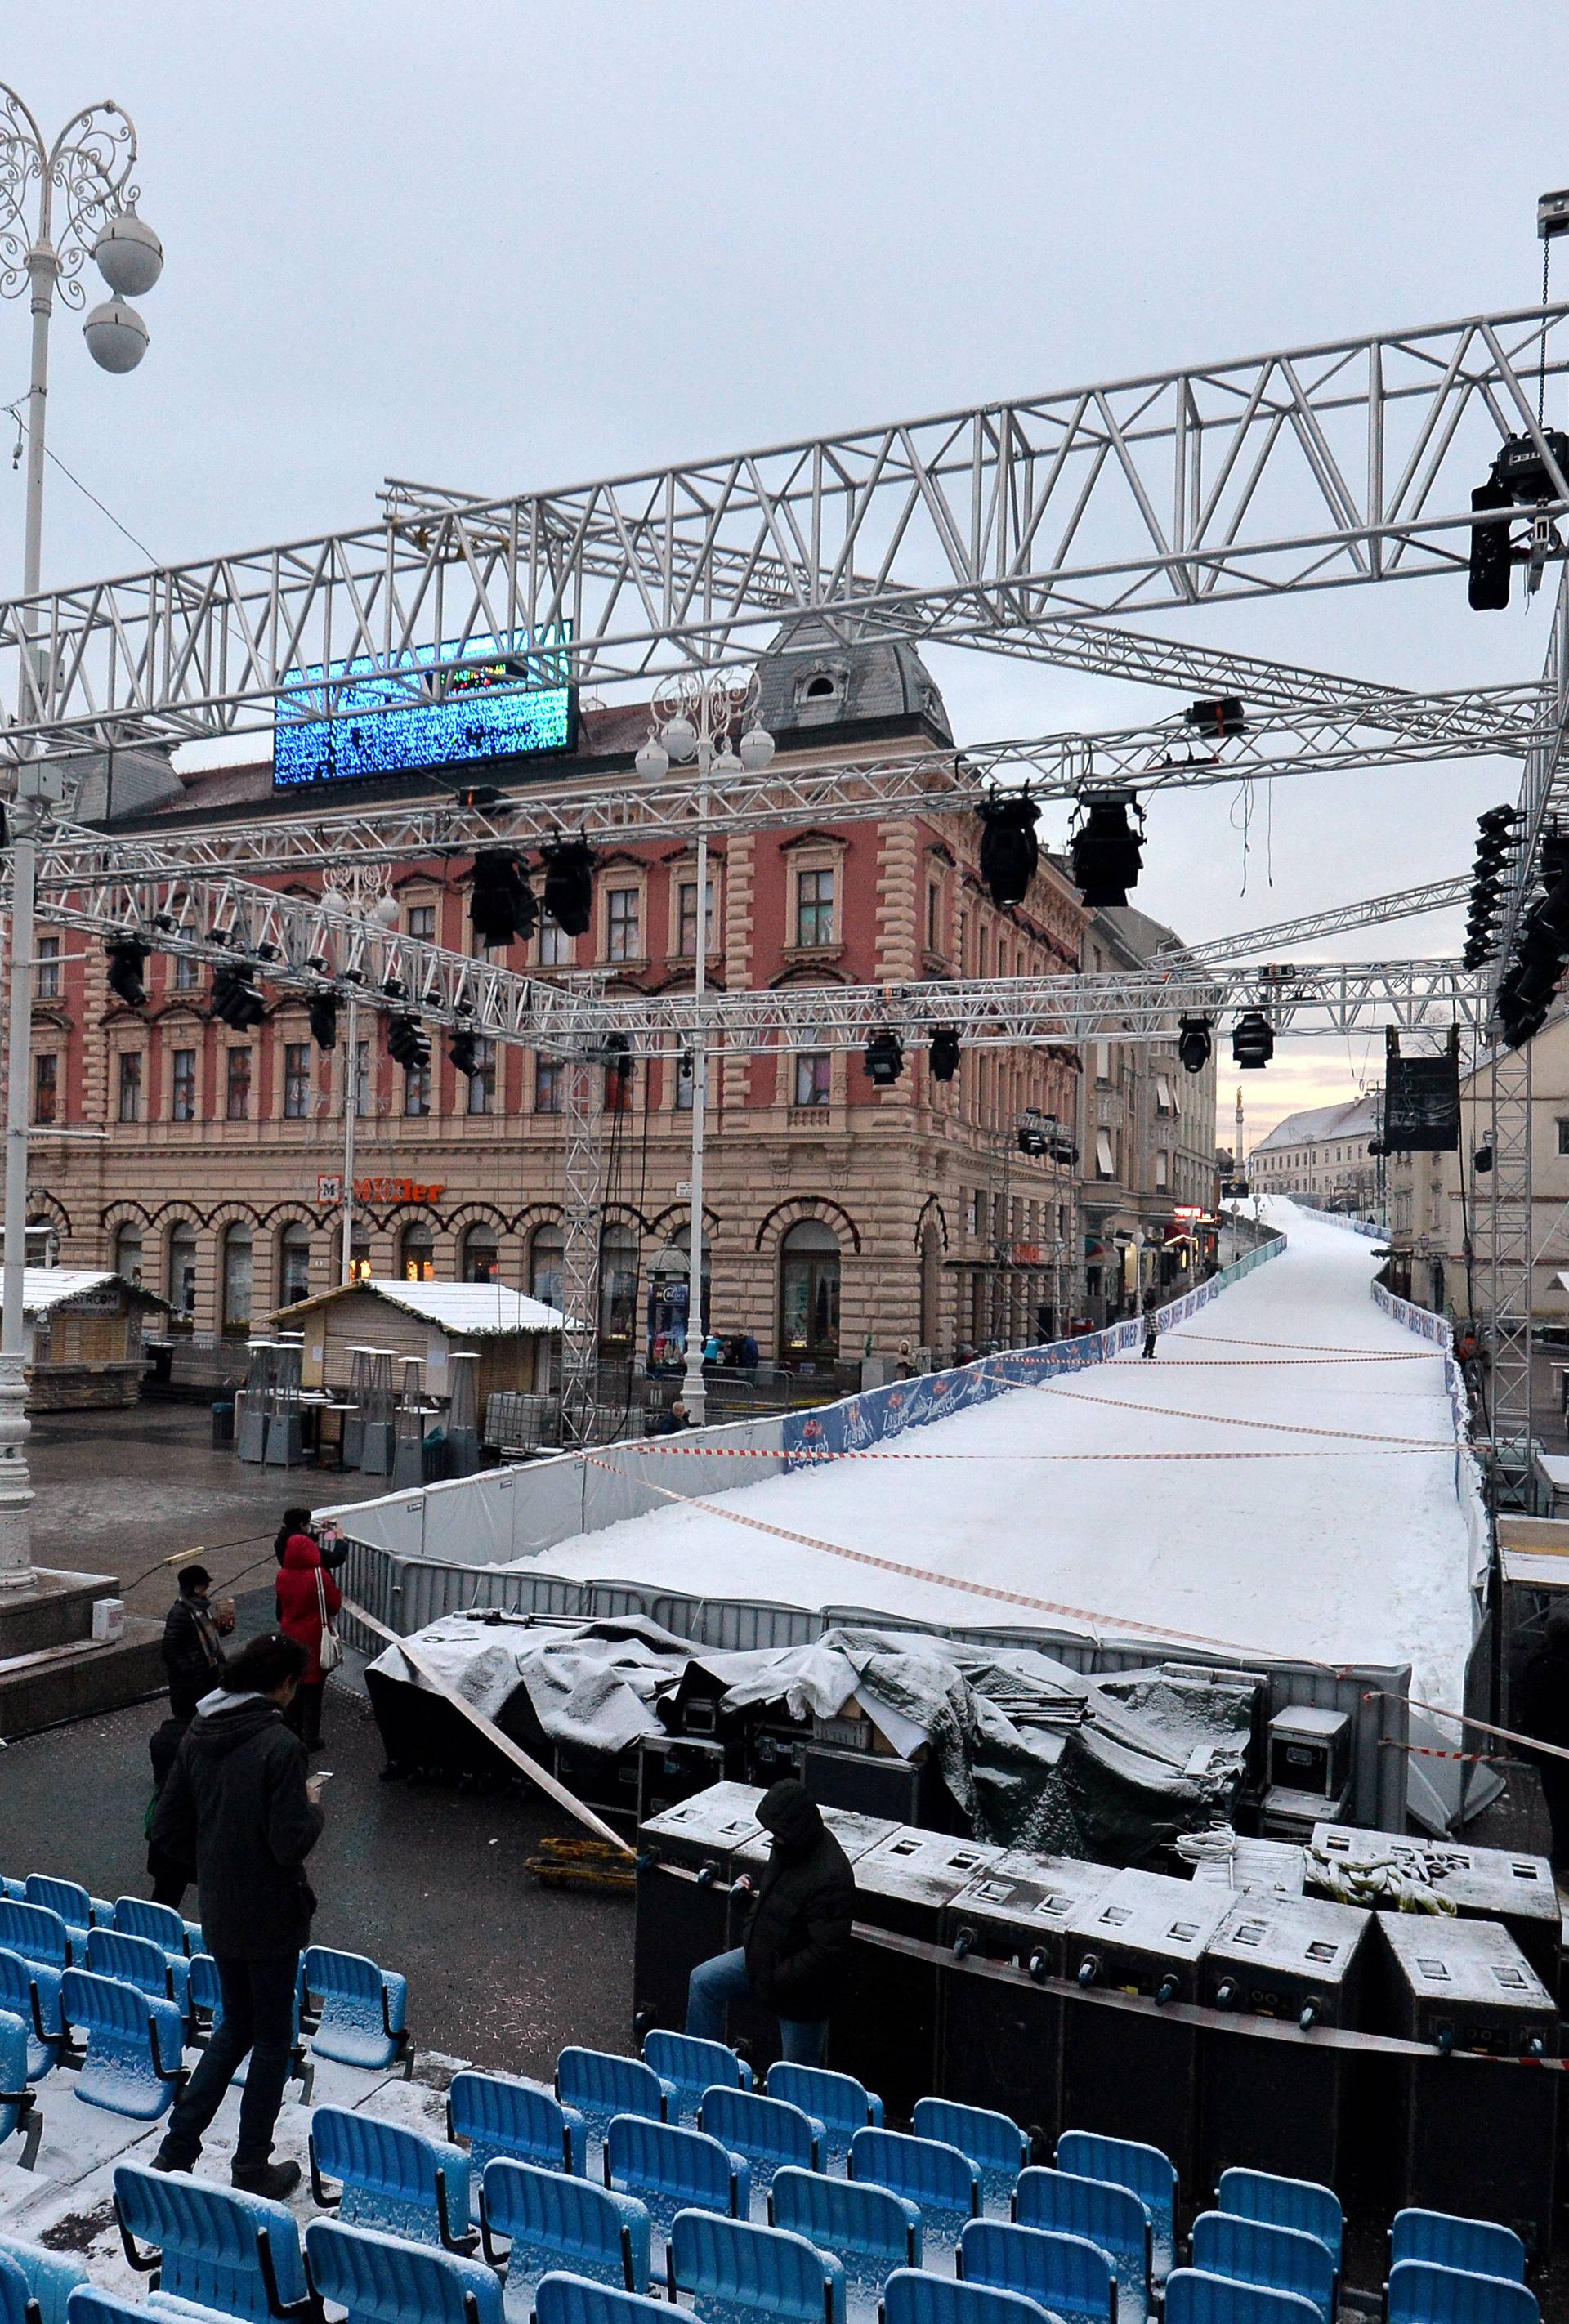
[150,1631,328,2195]
[275,1526,342,1754]
[739,1330,759,1369]
[1517,1611,1569,1872]
[273,1504,349,1571]
[686,1777,856,2068]
[161,1563,235,1721]
[1142,1317,1159,1360]
[658,1398,691,1435]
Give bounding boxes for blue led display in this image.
[273,628,574,789]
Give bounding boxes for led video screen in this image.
[273,628,574,789]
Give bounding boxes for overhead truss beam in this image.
[1163,874,1471,965]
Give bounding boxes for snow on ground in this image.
[534,1200,1475,1708]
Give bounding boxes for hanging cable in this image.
[3,396,159,563]
[1542,233,1553,428]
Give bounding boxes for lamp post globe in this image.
[83,297,149,373]
[635,735,670,780]
[92,207,163,297]
[661,714,698,763]
[739,725,775,771]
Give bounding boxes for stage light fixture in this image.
[455,784,506,810]
[541,838,597,938]
[865,1029,905,1086]
[308,994,339,1051]
[1232,1010,1274,1069]
[449,1028,480,1077]
[386,1013,430,1070]
[1473,1143,1495,1174]
[976,792,1040,909]
[1178,1014,1213,1074]
[210,961,266,1030]
[1468,473,1515,610]
[469,847,536,946]
[928,1025,961,1082]
[1183,696,1247,740]
[1069,788,1145,908]
[1495,427,1569,505]
[105,935,150,1008]
[1017,1108,1049,1157]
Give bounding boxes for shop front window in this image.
[530,1224,564,1310]
[221,1224,253,1335]
[169,1223,198,1319]
[115,1223,144,1287]
[400,1222,436,1282]
[779,1218,840,1368]
[279,1222,311,1307]
[463,1223,500,1283]
[599,1224,639,1350]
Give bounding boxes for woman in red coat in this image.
[275,1531,342,1751]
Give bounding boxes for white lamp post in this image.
[0,88,161,1589]
[639,673,772,1423]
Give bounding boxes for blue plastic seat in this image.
[1015,2170,1151,2324]
[310,2107,474,2254]
[767,2063,883,2173]
[1391,2216,1527,2286]
[667,2207,844,2324]
[698,2085,822,2198]
[304,2219,502,2324]
[0,1947,65,2080]
[302,1947,412,2076]
[0,1902,71,1977]
[114,1897,193,1957]
[771,2167,919,2322]
[449,2071,586,2183]
[532,2278,665,2324]
[87,1927,189,2018]
[0,2254,33,2324]
[59,1969,184,2121]
[0,2013,40,2169]
[641,2031,752,2124]
[479,2160,650,2313]
[915,2101,1030,2216]
[1191,2215,1334,2324]
[557,2050,673,2158]
[186,1956,311,2102]
[23,1879,108,1953]
[849,2127,979,2263]
[1164,2275,1321,2324]
[1057,2135,1177,2284]
[114,2161,312,2323]
[0,2236,87,2324]
[960,2221,1114,2324]
[1216,2175,1341,2275]
[603,2116,748,2244]
[69,2293,231,2324]
[883,2268,1062,2324]
[1386,2263,1539,2324]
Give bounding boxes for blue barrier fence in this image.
[781,1233,1287,1468]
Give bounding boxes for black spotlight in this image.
[449,1028,480,1078]
[308,994,339,1051]
[1468,472,1515,611]
[469,848,535,947]
[1017,1108,1049,1158]
[1178,1014,1213,1074]
[211,961,266,1030]
[976,793,1040,909]
[928,1025,961,1082]
[1070,788,1145,908]
[387,1012,430,1070]
[865,1030,905,1086]
[1495,427,1569,505]
[1183,696,1247,740]
[1473,1142,1495,1174]
[540,838,597,938]
[1232,1010,1274,1070]
[105,936,150,1008]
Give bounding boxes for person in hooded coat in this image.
[275,1528,342,1752]
[686,1777,855,2066]
[1517,1610,1569,1869]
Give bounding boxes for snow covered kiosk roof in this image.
[275,1278,568,1335]
[21,1267,167,1316]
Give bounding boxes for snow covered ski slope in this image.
[537,1200,1476,1707]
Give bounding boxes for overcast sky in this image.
[4,2,1566,1145]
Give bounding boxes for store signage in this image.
[317,1173,446,1205]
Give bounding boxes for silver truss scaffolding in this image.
[1162,874,1470,964]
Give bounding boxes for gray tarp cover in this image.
[369,1611,1255,1860]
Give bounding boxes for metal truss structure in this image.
[2,306,1567,753]
[1162,874,1471,965]
[1483,1039,1535,1494]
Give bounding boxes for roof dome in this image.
[754,614,952,743]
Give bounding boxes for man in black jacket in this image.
[150,1632,326,2196]
[1518,1611,1569,1870]
[686,1778,855,2067]
[161,1564,230,1721]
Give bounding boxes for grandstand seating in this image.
[602,2116,748,2242]
[1164,2276,1321,2324]
[957,2219,1115,2324]
[23,1882,108,1954]
[913,2101,1030,2217]
[0,1947,65,2081]
[0,1903,71,1978]
[185,1957,312,2103]
[0,2250,32,2324]
[67,2294,229,2324]
[84,1930,190,2022]
[1014,2167,1151,2324]
[110,1899,195,1960]
[113,2162,313,2324]
[770,2166,920,2318]
[882,2268,1062,2324]
[696,2084,824,2194]
[665,2206,845,2324]
[767,2063,883,2173]
[57,1970,184,2121]
[532,2277,664,2324]
[1215,2174,1342,2276]
[1189,2214,1335,2324]
[305,2219,501,2324]
[555,2053,672,2159]
[449,2071,587,2182]
[1385,2262,1540,2324]
[0,2012,40,2170]
[1056,2134,1178,2285]
[477,2161,649,2309]
[0,2234,86,2324]
[1390,2215,1527,2286]
[847,2128,979,2261]
[640,2031,750,2124]
[308,2107,474,2255]
[300,1950,411,2077]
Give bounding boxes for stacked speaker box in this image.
[637,1736,727,1826]
[1375,1914,1558,2253]
[1061,1868,1232,2186]
[1196,1891,1371,2192]
[937,1853,1118,2143]
[633,1781,765,2035]
[724,1805,903,2073]
[830,1828,1005,2118]
[1312,1824,1561,1986]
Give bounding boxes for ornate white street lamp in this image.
[319,873,401,1284]
[0,88,162,1587]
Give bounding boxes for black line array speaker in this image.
[1312,1825,1562,1986]
[633,1781,764,2036]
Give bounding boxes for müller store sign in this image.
[316,1173,446,1205]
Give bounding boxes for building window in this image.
[407,903,436,943]
[530,1223,564,1308]
[284,1043,311,1120]
[278,1222,311,1307]
[171,1048,196,1122]
[674,1048,695,1111]
[1096,1128,1115,1180]
[466,1035,496,1114]
[600,1223,639,1348]
[1156,1073,1174,1117]
[405,1061,431,1116]
[37,936,59,999]
[1094,1043,1111,1084]
[352,1039,370,1119]
[1156,1147,1169,1190]
[117,1052,143,1124]
[779,1218,840,1367]
[927,884,941,954]
[33,1054,57,1125]
[793,1051,832,1107]
[535,1056,562,1113]
[174,954,199,990]
[221,1223,253,1334]
[606,887,641,963]
[226,1048,252,1121]
[340,1224,372,1284]
[795,866,836,948]
[1558,1118,1569,1157]
[539,920,573,968]
[463,1222,500,1283]
[115,1222,144,1287]
[677,878,714,959]
[400,1221,436,1282]
[168,1222,197,1317]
